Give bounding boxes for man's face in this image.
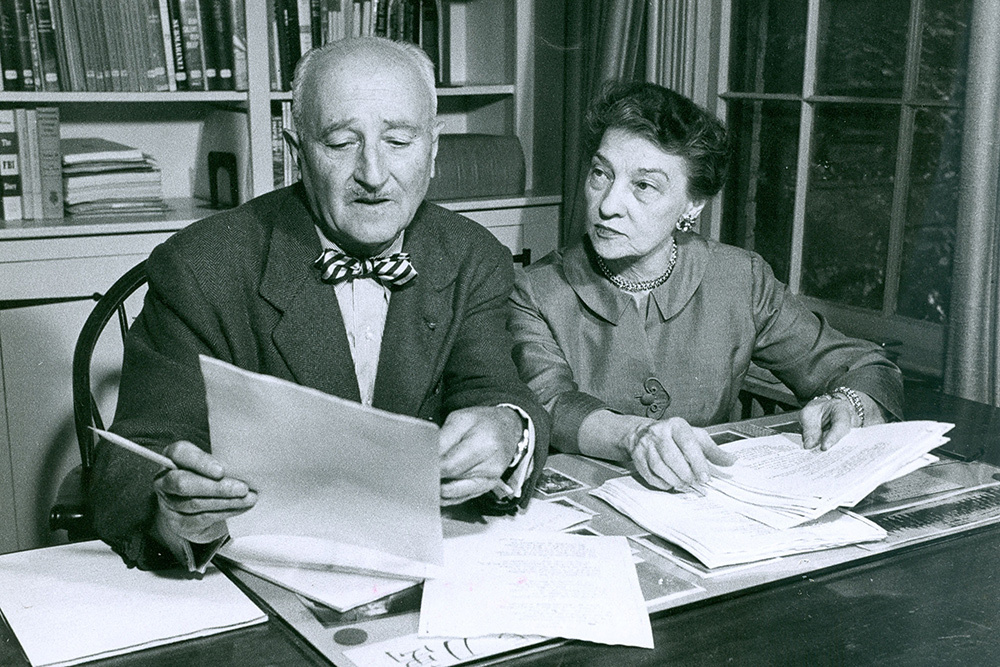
[293,51,439,257]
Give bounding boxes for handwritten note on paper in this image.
[344,634,546,667]
[418,532,654,649]
[200,356,443,579]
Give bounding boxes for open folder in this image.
[200,356,443,581]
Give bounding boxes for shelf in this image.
[0,199,216,240]
[0,92,249,104]
[267,84,516,103]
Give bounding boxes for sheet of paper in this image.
[419,532,654,649]
[0,541,265,667]
[344,633,546,667]
[200,356,443,578]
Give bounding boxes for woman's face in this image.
[585,128,704,263]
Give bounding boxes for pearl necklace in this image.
[595,240,678,292]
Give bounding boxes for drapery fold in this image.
[560,1,647,246]
[943,0,1000,406]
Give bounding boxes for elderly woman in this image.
[509,81,903,492]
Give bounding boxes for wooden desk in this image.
[3,384,1000,667]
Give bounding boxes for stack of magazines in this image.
[61,138,168,217]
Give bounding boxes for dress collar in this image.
[564,233,710,324]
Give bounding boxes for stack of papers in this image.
[61,137,168,216]
[592,421,954,568]
[706,421,955,528]
[593,478,886,568]
[0,541,265,667]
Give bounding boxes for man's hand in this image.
[624,417,736,491]
[438,406,523,506]
[800,389,886,450]
[152,441,257,545]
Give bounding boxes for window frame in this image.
[713,0,967,378]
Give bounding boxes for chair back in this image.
[72,261,148,481]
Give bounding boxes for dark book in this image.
[12,0,37,90]
[176,0,206,89]
[270,112,284,188]
[0,1,23,90]
[309,0,321,47]
[418,0,439,84]
[164,0,189,89]
[197,0,218,89]
[228,0,247,89]
[203,0,234,90]
[273,0,300,90]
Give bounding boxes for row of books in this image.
[0,107,62,221]
[269,0,446,91]
[271,102,300,189]
[0,107,167,220]
[0,0,248,92]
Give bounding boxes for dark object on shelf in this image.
[426,133,526,201]
[209,151,239,209]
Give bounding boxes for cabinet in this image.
[0,0,563,553]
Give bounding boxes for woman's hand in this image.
[799,389,886,450]
[623,417,737,491]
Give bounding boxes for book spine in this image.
[418,0,437,84]
[13,108,33,219]
[309,0,321,47]
[164,0,188,89]
[69,0,98,90]
[139,0,168,91]
[197,0,218,89]
[116,0,143,91]
[296,0,310,55]
[44,0,71,88]
[12,0,37,89]
[265,0,280,90]
[210,0,234,90]
[227,0,246,90]
[31,0,60,89]
[374,0,387,37]
[176,0,205,89]
[0,109,22,221]
[0,0,23,90]
[25,108,44,217]
[35,106,62,219]
[156,0,177,90]
[271,111,284,189]
[53,0,86,91]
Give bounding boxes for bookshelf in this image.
[0,0,563,554]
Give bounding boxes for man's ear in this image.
[429,120,444,177]
[283,129,300,164]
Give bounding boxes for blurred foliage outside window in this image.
[722,0,970,325]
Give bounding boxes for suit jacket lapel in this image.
[258,185,361,402]
[374,205,457,417]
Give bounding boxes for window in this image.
[721,0,971,376]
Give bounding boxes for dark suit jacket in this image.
[90,183,549,569]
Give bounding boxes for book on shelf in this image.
[61,137,145,165]
[0,109,23,221]
[52,0,86,91]
[0,1,22,90]
[270,112,284,188]
[229,0,247,89]
[590,421,956,569]
[35,106,63,219]
[12,0,37,90]
[426,134,526,201]
[31,0,61,90]
[176,0,206,90]
[164,0,189,89]
[13,109,34,219]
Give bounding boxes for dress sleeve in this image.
[508,268,608,453]
[749,253,903,419]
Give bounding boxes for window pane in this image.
[916,0,971,102]
[815,0,911,97]
[897,109,962,323]
[722,100,801,283]
[802,105,899,309]
[729,0,807,95]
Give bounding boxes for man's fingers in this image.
[155,469,251,499]
[440,478,494,505]
[163,441,225,479]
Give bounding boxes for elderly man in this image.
[90,37,549,571]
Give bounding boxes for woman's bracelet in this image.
[830,386,865,427]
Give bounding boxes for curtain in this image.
[943,0,1000,405]
[560,0,647,246]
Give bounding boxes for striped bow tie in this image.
[314,249,418,287]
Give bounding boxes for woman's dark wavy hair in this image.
[585,80,729,201]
